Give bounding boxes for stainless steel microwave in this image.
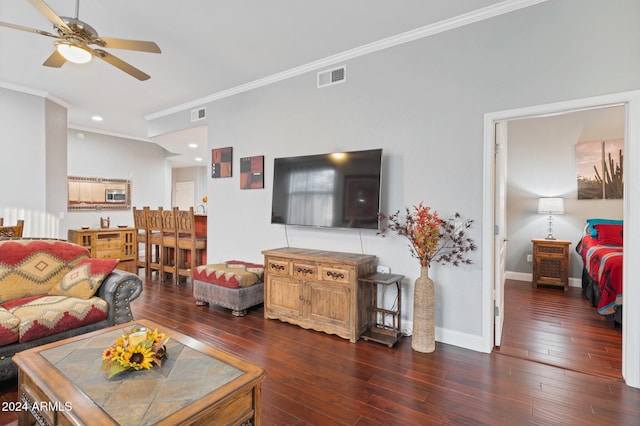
[105,189,126,202]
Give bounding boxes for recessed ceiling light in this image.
[92,115,104,122]
[194,157,203,162]
[188,143,198,148]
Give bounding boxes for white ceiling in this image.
[0,0,513,167]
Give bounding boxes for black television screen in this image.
[271,149,382,230]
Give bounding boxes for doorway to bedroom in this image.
[492,102,626,379]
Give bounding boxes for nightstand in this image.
[531,239,571,292]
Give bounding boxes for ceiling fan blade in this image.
[28,0,71,32]
[91,48,150,81]
[42,49,67,68]
[0,21,59,38]
[99,37,161,54]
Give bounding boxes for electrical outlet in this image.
[377,265,391,274]
[526,254,533,263]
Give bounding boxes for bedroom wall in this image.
[147,0,640,351]
[506,106,625,281]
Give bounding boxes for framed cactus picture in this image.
[576,139,623,200]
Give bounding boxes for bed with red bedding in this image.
[577,220,623,326]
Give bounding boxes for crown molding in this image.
[67,125,154,143]
[145,0,549,122]
[0,81,72,109]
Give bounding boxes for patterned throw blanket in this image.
[0,239,109,345]
[193,261,264,289]
[580,236,623,315]
[0,239,89,301]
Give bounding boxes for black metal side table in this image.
[359,272,404,347]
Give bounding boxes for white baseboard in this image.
[505,271,581,288]
[436,326,485,352]
[402,321,486,353]
[505,271,531,282]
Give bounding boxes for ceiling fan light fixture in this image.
[56,42,92,64]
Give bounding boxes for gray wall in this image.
[124,0,640,347]
[506,106,625,280]
[147,0,640,346]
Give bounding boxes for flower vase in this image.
[412,266,435,353]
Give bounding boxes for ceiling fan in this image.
[0,0,161,80]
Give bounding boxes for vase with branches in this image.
[378,202,476,352]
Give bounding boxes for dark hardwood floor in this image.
[0,275,638,425]
[497,279,623,380]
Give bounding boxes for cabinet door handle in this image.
[326,271,345,280]
[296,267,314,276]
[270,263,285,272]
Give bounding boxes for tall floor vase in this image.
[412,266,435,353]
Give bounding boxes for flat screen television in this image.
[271,148,382,230]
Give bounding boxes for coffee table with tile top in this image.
[13,318,265,425]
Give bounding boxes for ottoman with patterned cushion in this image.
[193,261,264,316]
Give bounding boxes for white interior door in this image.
[175,181,195,210]
[494,121,508,347]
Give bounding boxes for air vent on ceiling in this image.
[317,65,346,88]
[191,107,206,122]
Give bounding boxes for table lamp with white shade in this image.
[538,197,564,240]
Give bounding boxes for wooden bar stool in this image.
[132,207,150,276]
[175,207,207,285]
[147,208,164,279]
[160,208,178,282]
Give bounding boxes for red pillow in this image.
[594,224,623,246]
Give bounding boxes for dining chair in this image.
[0,220,24,238]
[146,208,164,279]
[175,207,207,285]
[160,208,178,282]
[132,207,150,276]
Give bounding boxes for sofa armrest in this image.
[97,269,143,326]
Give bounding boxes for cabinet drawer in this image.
[320,266,351,284]
[534,244,567,257]
[95,249,122,259]
[266,258,290,276]
[20,378,57,426]
[293,262,317,279]
[95,241,121,250]
[96,235,121,249]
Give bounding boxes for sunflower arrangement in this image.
[101,327,169,379]
[378,202,476,267]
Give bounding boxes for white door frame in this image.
[494,121,508,347]
[482,90,640,389]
